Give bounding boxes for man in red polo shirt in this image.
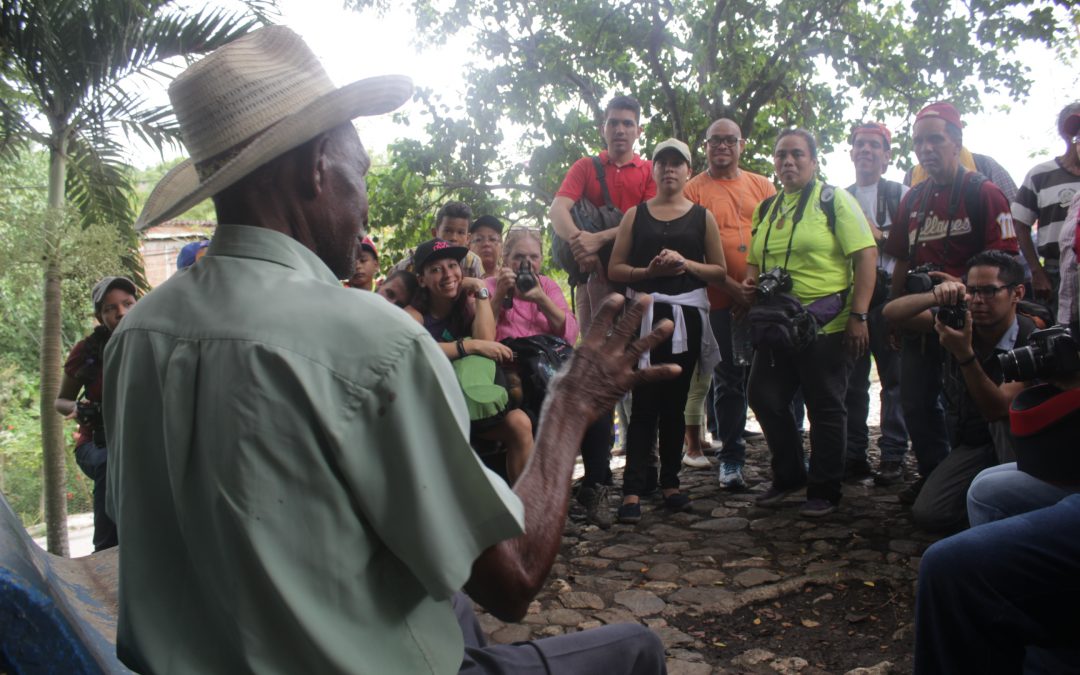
[549,95,657,335]
[548,94,656,526]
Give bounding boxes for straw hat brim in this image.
[136,74,413,230]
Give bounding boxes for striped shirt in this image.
[1011,158,1080,260]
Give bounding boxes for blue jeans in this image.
[846,305,907,463]
[708,309,747,466]
[914,495,1080,674]
[74,441,117,551]
[900,333,950,476]
[967,463,1080,528]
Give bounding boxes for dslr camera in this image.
[936,300,967,330]
[998,326,1080,382]
[756,267,793,302]
[75,400,107,447]
[515,260,538,294]
[905,263,942,294]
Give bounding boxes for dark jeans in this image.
[914,495,1080,675]
[623,304,701,497]
[74,441,117,551]
[748,332,853,504]
[900,333,950,476]
[454,593,667,674]
[708,309,747,465]
[846,305,908,464]
[580,413,613,488]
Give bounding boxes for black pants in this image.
[622,304,701,497]
[747,332,852,504]
[580,413,613,488]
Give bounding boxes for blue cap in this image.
[177,240,210,270]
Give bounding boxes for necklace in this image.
[774,197,798,230]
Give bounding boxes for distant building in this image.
[139,221,214,287]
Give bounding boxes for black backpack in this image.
[551,157,624,286]
[500,334,574,422]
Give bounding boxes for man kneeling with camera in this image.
[882,250,1034,532]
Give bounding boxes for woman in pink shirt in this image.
[487,229,579,343]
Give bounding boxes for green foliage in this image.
[347,0,1077,222]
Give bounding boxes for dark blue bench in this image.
[0,493,128,674]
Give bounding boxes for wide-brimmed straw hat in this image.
[136,26,413,230]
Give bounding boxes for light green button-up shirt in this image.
[104,224,524,675]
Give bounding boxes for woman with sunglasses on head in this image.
[608,138,728,524]
[406,239,534,483]
[742,128,877,518]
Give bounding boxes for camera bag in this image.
[551,156,624,286]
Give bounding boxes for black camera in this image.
[756,267,793,302]
[75,400,107,446]
[515,260,538,294]
[998,326,1080,382]
[936,300,967,330]
[905,263,942,294]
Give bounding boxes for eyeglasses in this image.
[965,284,1015,298]
[705,135,742,148]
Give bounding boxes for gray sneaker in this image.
[718,462,747,490]
[873,460,904,486]
[577,485,613,529]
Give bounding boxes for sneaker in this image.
[682,453,712,469]
[843,458,873,481]
[718,462,747,490]
[577,485,613,529]
[742,429,764,440]
[898,475,928,505]
[755,484,798,507]
[663,492,692,512]
[800,498,837,518]
[617,502,642,524]
[873,461,904,486]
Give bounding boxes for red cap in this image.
[359,236,378,259]
[1064,113,1080,139]
[850,122,892,148]
[915,102,963,129]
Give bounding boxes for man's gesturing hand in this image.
[547,294,680,423]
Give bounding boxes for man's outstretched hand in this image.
[549,293,681,422]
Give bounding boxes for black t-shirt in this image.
[627,202,707,296]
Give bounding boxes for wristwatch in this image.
[476,287,491,300]
[851,312,869,322]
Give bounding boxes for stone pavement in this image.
[475,435,939,675]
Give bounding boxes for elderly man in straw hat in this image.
[103,26,670,674]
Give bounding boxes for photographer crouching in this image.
[882,250,1033,533]
[54,276,138,551]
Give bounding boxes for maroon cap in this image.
[850,122,892,148]
[359,235,378,259]
[1064,113,1080,139]
[915,102,963,129]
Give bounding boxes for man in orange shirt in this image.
[684,118,776,490]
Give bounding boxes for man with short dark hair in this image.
[683,117,775,489]
[883,250,1032,532]
[843,122,909,484]
[1011,102,1080,313]
[469,214,503,278]
[884,102,1019,504]
[55,275,138,551]
[106,27,669,674]
[391,200,486,278]
[548,95,657,525]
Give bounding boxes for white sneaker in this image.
[682,453,712,469]
[719,463,747,490]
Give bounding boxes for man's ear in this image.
[295,133,331,200]
[1014,282,1026,302]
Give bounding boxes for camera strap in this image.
[909,168,966,263]
[761,179,816,272]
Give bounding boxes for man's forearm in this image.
[882,290,935,329]
[850,247,878,312]
[464,394,588,621]
[1015,224,1044,273]
[958,360,1020,422]
[549,198,578,240]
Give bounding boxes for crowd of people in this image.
[54,24,1080,675]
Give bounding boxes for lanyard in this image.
[761,179,815,271]
[909,168,966,262]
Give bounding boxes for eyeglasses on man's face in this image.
[705,135,741,148]
[965,283,1015,299]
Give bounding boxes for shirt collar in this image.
[993,317,1021,352]
[206,224,341,285]
[599,150,644,168]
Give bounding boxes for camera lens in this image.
[997,346,1038,383]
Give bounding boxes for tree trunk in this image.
[40,134,69,556]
